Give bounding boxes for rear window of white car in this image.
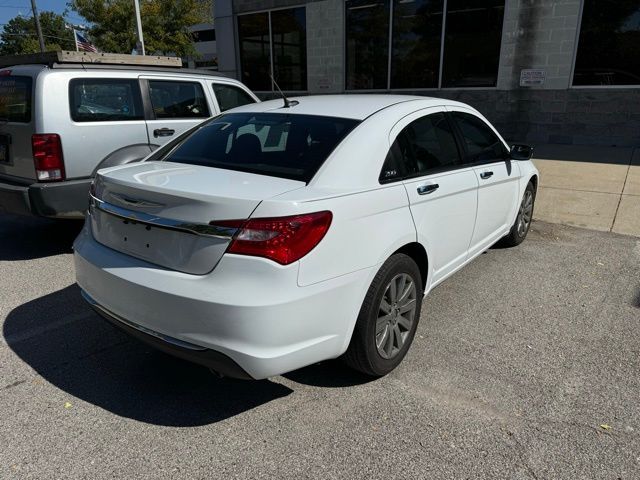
[0,76,32,123]
[162,112,360,182]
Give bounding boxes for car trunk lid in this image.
[90,161,305,274]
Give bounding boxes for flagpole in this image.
[73,30,79,52]
[133,0,145,55]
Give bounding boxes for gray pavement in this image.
[1,214,639,479]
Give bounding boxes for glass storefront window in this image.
[272,8,307,91]
[238,8,307,91]
[238,13,271,91]
[345,0,505,90]
[441,0,504,87]
[573,0,640,86]
[345,0,390,90]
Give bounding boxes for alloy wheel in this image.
[376,273,417,359]
[517,190,534,237]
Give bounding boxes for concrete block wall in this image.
[306,0,344,93]
[434,89,640,147]
[498,0,582,90]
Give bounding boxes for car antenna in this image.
[270,73,299,108]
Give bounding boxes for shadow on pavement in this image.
[532,143,637,166]
[0,214,83,261]
[284,360,373,388]
[4,284,293,426]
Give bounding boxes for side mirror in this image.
[510,144,533,160]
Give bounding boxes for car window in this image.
[394,112,462,177]
[0,76,32,123]
[69,78,143,122]
[213,83,256,112]
[162,112,359,183]
[379,141,404,184]
[148,80,209,119]
[452,111,507,163]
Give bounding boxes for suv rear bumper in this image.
[0,177,91,218]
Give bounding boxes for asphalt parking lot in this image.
[1,214,639,479]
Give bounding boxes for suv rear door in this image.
[141,76,213,147]
[0,72,36,180]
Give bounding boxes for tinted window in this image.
[442,0,505,87]
[192,29,215,42]
[238,13,272,91]
[573,1,640,86]
[0,76,31,123]
[213,84,255,112]
[379,142,404,184]
[148,80,209,119]
[391,0,443,89]
[238,8,307,91]
[453,112,506,163]
[70,79,143,122]
[345,0,390,89]
[272,8,307,91]
[396,112,461,176]
[163,113,360,182]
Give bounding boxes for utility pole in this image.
[133,0,145,55]
[30,0,46,53]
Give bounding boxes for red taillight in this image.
[32,134,65,181]
[216,211,333,265]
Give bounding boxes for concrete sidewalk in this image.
[531,144,640,237]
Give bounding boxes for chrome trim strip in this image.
[89,194,237,240]
[81,290,207,351]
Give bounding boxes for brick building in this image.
[214,0,640,146]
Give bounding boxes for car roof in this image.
[4,63,240,82]
[228,94,469,120]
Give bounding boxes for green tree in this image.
[0,11,76,55]
[70,0,212,57]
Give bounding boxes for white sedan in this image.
[74,95,539,380]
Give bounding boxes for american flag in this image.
[74,30,98,53]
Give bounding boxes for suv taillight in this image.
[32,134,65,181]
[215,211,333,265]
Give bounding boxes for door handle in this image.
[480,171,493,179]
[417,184,439,195]
[153,128,175,138]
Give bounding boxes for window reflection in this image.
[574,0,640,86]
[391,0,443,89]
[272,8,307,91]
[345,0,390,90]
[238,13,271,91]
[441,0,504,87]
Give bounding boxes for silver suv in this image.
[0,56,258,218]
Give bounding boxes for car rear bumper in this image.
[74,220,374,379]
[82,290,254,379]
[0,176,91,218]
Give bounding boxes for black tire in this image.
[498,181,536,248]
[343,253,423,377]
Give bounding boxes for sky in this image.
[0,0,87,30]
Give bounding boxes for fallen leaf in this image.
[600,424,611,430]
[64,402,72,409]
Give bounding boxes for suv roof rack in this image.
[0,50,182,69]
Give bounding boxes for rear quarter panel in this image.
[254,184,416,287]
